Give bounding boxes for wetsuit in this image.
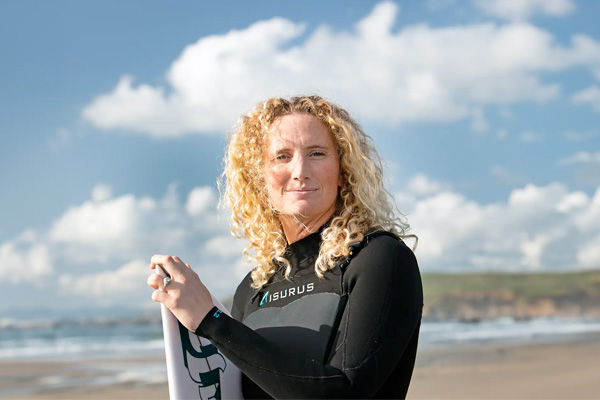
[196,227,423,399]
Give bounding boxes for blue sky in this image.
[1,0,600,319]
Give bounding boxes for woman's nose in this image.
[291,155,309,181]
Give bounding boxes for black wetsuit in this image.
[196,228,423,399]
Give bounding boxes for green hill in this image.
[421,271,600,320]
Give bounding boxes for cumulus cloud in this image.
[406,173,450,196]
[3,173,600,315]
[82,1,600,137]
[0,184,246,312]
[399,178,600,272]
[571,85,600,113]
[186,187,217,217]
[0,232,52,285]
[473,0,575,21]
[59,259,149,301]
[577,236,600,268]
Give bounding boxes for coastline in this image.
[3,333,600,399]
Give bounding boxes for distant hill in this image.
[421,271,600,321]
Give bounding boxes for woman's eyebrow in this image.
[271,144,329,152]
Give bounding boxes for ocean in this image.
[2,315,600,396]
[5,316,600,360]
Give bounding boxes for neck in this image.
[279,209,334,244]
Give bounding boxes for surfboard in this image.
[156,266,242,400]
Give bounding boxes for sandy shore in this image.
[4,335,600,399]
[1,356,169,399]
[409,334,600,399]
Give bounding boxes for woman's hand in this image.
[147,254,214,332]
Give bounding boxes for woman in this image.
[148,95,423,399]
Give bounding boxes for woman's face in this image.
[264,113,341,226]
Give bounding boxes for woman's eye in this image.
[311,151,326,157]
[275,154,289,161]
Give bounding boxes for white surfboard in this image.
[156,266,242,400]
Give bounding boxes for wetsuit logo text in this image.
[259,283,315,306]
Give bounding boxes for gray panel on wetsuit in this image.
[243,292,341,362]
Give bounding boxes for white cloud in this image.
[491,165,528,186]
[558,151,600,166]
[1,173,600,316]
[91,183,113,202]
[571,86,600,112]
[556,191,589,213]
[203,235,246,260]
[82,1,600,137]
[563,129,598,142]
[0,240,52,284]
[577,235,600,269]
[49,193,148,262]
[186,187,216,217]
[0,183,249,314]
[519,130,543,142]
[59,259,149,300]
[47,184,226,265]
[407,173,448,196]
[400,178,600,272]
[473,0,575,21]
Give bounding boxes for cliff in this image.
[421,271,600,321]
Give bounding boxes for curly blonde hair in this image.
[223,95,409,289]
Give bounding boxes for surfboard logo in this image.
[178,322,227,400]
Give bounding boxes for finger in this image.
[151,289,170,304]
[151,254,186,278]
[147,274,161,290]
[154,263,168,278]
[151,254,171,266]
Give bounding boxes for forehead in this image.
[267,113,334,149]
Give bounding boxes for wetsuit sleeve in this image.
[196,237,423,399]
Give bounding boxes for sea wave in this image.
[2,315,600,361]
[420,316,600,345]
[0,321,165,360]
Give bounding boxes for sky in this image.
[1,0,600,320]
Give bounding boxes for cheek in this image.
[327,162,341,190]
[265,165,288,193]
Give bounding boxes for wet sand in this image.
[4,334,600,399]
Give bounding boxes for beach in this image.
[1,356,168,399]
[3,333,599,399]
[409,334,600,399]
